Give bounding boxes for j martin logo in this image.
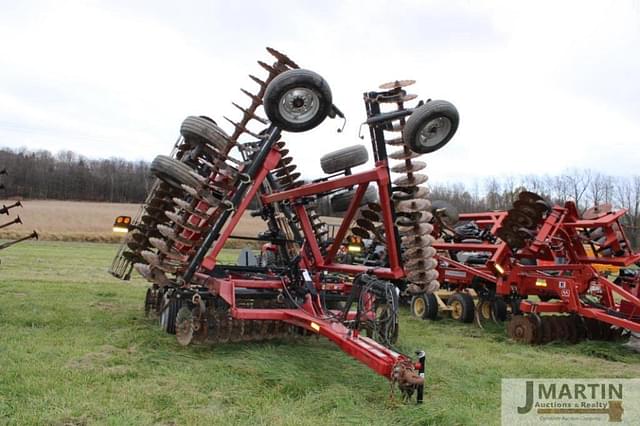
[502,379,640,425]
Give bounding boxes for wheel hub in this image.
[417,117,452,149]
[450,300,462,320]
[279,88,320,124]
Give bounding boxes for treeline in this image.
[429,170,640,248]
[1,148,638,247]
[0,148,152,202]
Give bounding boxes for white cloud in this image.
[0,0,638,186]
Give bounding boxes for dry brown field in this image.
[0,200,274,242]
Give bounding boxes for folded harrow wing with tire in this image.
[411,191,640,345]
[108,48,460,401]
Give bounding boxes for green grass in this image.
[0,242,638,425]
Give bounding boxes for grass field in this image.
[0,242,638,425]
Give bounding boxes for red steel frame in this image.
[175,143,422,388]
[431,203,640,333]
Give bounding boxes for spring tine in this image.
[257,60,277,74]
[232,102,268,124]
[223,116,264,139]
[266,47,300,68]
[241,88,263,105]
[248,74,266,88]
[180,184,221,206]
[0,201,22,215]
[0,216,22,230]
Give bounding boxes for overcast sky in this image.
[1,0,639,185]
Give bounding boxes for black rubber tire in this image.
[150,155,200,190]
[403,100,459,154]
[180,116,229,152]
[166,297,183,335]
[330,186,378,213]
[491,297,508,322]
[320,145,369,174]
[449,292,474,323]
[411,293,439,320]
[431,200,459,225]
[263,69,332,132]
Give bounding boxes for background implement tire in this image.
[448,292,474,323]
[320,145,369,174]
[330,186,378,213]
[411,293,439,320]
[403,100,459,154]
[150,155,200,190]
[180,116,230,152]
[264,69,332,132]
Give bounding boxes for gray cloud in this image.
[0,0,638,186]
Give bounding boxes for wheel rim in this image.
[416,116,452,149]
[480,301,492,320]
[278,88,320,124]
[413,297,426,317]
[450,300,463,320]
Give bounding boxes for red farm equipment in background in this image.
[410,191,640,345]
[109,47,461,401]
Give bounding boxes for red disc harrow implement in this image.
[109,48,460,401]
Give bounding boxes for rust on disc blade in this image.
[356,218,376,232]
[385,137,405,146]
[398,223,433,236]
[389,149,421,160]
[404,246,437,258]
[351,227,370,239]
[508,315,536,343]
[513,200,544,219]
[507,208,536,228]
[274,164,297,177]
[278,172,301,186]
[122,251,141,262]
[395,211,431,227]
[390,161,426,174]
[583,203,613,220]
[396,198,431,213]
[518,191,545,205]
[402,234,434,248]
[367,202,382,212]
[424,280,440,293]
[125,241,143,252]
[496,228,525,250]
[361,210,380,222]
[393,174,429,187]
[378,93,418,103]
[407,269,439,283]
[406,257,438,271]
[379,79,416,90]
[278,157,293,167]
[129,232,148,243]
